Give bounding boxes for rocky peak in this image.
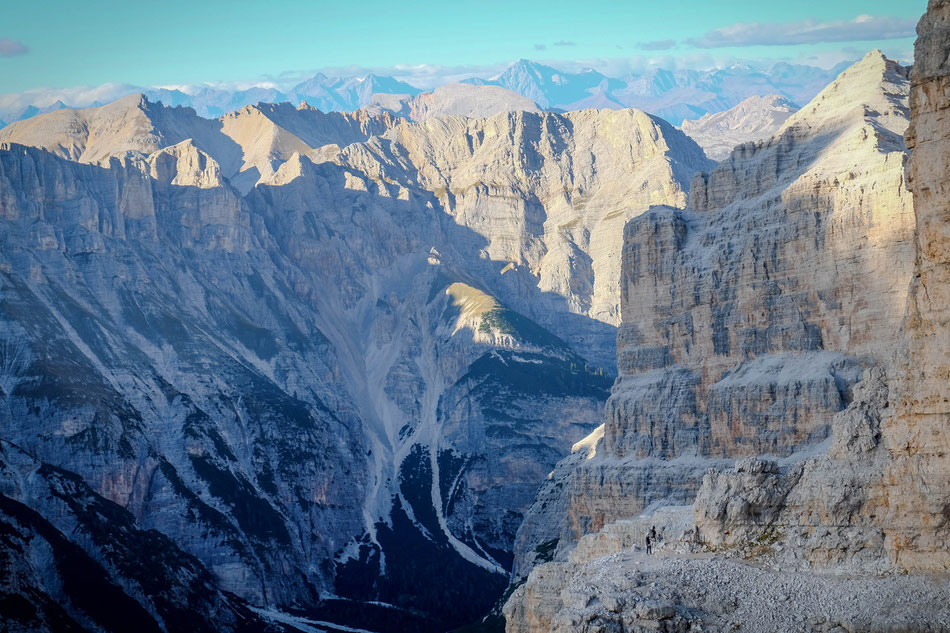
[884,0,950,571]
[146,139,225,189]
[777,49,909,139]
[690,51,910,215]
[509,51,916,578]
[680,94,799,161]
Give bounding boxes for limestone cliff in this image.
[693,0,950,574]
[512,52,916,577]
[0,91,711,629]
[888,0,950,571]
[505,6,950,631]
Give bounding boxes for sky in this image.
[0,0,925,102]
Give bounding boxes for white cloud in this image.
[0,82,140,116]
[689,15,916,48]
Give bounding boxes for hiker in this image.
[645,532,652,555]
[649,526,657,546]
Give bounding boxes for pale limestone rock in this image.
[512,52,916,574]
[691,1,950,575]
[681,94,798,161]
[885,0,950,572]
[147,139,224,188]
[367,83,542,121]
[219,102,398,192]
[505,542,950,633]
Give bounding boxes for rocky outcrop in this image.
[0,86,714,629]
[693,367,896,570]
[511,52,916,574]
[681,94,799,160]
[692,0,950,574]
[367,83,543,121]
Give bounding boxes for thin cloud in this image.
[534,44,547,51]
[640,40,676,51]
[689,14,916,48]
[0,39,29,57]
[553,40,576,47]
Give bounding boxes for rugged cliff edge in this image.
[504,4,950,631]
[512,50,916,579]
[693,0,950,575]
[0,91,711,630]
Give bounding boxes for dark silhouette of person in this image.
[646,525,657,554]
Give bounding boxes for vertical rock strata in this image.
[693,0,950,573]
[504,8,950,629]
[887,0,950,571]
[513,51,917,575]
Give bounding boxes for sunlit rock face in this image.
[885,0,950,572]
[680,94,799,161]
[511,51,918,577]
[692,1,950,574]
[505,19,950,629]
[0,90,711,630]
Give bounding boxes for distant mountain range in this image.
[0,58,852,128]
[466,59,850,123]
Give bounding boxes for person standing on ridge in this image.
[647,526,657,554]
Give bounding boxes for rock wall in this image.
[692,0,950,574]
[885,0,950,571]
[0,94,710,630]
[511,52,917,576]
[503,13,950,627]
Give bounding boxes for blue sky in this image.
[0,0,925,97]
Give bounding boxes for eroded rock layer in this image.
[512,52,917,577]
[505,6,950,632]
[0,93,710,630]
[694,0,950,574]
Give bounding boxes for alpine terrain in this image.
[0,2,946,633]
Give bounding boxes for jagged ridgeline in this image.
[503,7,950,627]
[0,84,711,631]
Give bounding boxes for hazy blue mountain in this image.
[461,59,851,124]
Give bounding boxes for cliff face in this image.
[0,93,710,630]
[887,0,950,571]
[504,9,950,629]
[334,109,713,366]
[692,0,950,574]
[512,52,916,576]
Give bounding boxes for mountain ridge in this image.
[0,83,711,631]
[0,58,854,129]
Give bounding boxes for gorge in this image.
[0,3,947,633]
